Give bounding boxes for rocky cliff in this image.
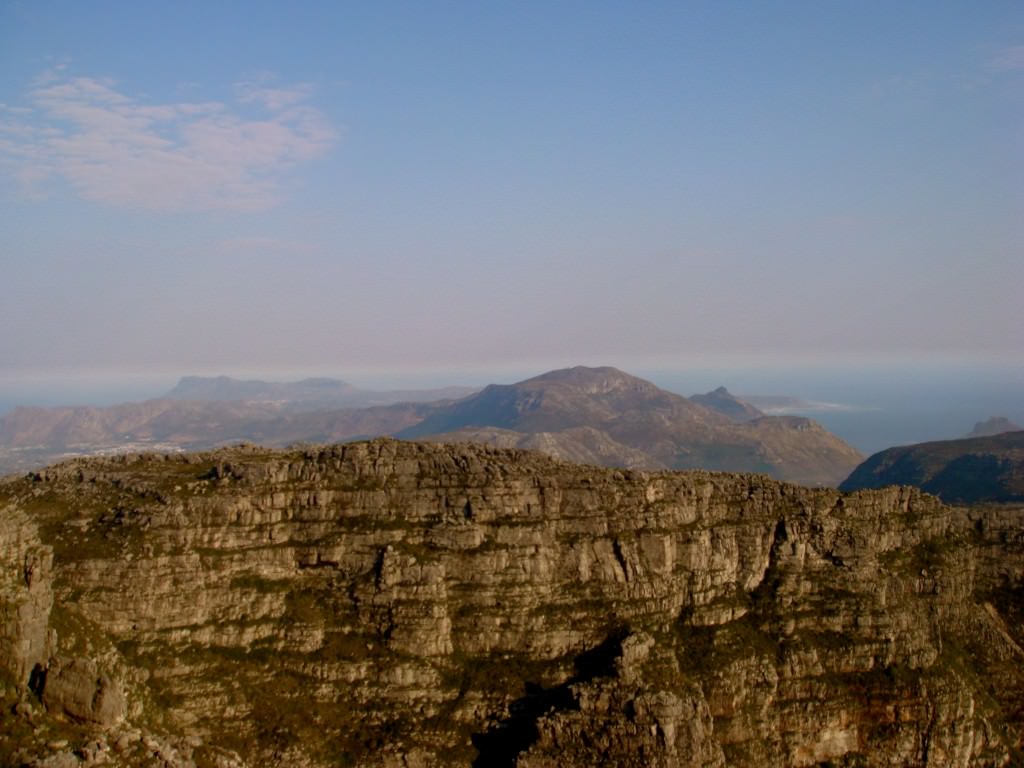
[1,439,1022,767]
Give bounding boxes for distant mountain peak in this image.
[966,416,1022,439]
[397,365,859,485]
[690,386,764,423]
[523,365,649,390]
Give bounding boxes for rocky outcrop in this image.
[39,656,125,727]
[0,439,1022,767]
[0,502,53,686]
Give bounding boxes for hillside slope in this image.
[840,431,1024,504]
[400,366,862,486]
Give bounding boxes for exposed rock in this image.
[0,439,1021,766]
[31,752,80,768]
[41,657,125,727]
[0,502,53,686]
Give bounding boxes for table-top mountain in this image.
[165,376,478,410]
[840,430,1024,504]
[1,439,1022,767]
[966,417,1023,439]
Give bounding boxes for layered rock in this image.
[0,439,1021,767]
[0,501,53,686]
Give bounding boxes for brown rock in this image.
[41,657,125,727]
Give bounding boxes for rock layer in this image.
[1,439,1022,767]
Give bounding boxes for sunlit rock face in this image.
[1,439,1022,767]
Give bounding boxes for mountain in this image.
[165,375,478,409]
[0,376,479,475]
[166,375,361,402]
[690,385,764,422]
[399,366,862,486]
[0,399,443,476]
[401,366,722,436]
[966,416,1023,439]
[840,431,1024,504]
[0,366,861,486]
[0,374,482,462]
[2,440,1022,766]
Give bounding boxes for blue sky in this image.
[1,1,1021,385]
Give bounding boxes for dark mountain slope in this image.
[840,431,1024,504]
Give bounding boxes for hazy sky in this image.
[1,1,1021,384]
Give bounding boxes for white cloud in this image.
[0,73,336,211]
[989,45,1024,72]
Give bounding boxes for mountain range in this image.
[165,375,477,410]
[0,366,863,486]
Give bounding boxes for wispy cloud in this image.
[988,45,1024,73]
[0,70,336,211]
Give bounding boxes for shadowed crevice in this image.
[470,627,628,768]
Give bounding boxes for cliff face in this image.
[1,439,1022,767]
